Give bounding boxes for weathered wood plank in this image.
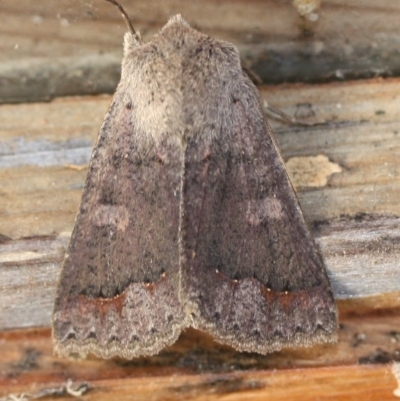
[1,217,400,331]
[1,0,400,103]
[0,366,399,401]
[0,312,400,400]
[0,78,400,330]
[1,2,399,398]
[0,236,66,330]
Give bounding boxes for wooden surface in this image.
[1,314,400,401]
[1,79,400,400]
[1,0,400,103]
[1,78,400,331]
[1,1,400,399]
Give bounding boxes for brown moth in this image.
[52,0,338,359]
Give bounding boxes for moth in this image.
[52,0,338,359]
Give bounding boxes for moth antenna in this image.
[105,0,136,36]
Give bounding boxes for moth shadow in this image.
[111,328,339,373]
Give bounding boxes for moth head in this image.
[163,14,190,29]
[123,31,142,55]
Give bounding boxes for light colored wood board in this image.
[0,217,400,331]
[0,319,400,401]
[1,0,400,102]
[0,367,399,401]
[1,78,399,226]
[266,78,400,221]
[0,78,400,330]
[0,79,399,232]
[316,215,400,299]
[0,236,67,330]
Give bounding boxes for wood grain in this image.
[0,317,400,401]
[1,78,400,330]
[0,2,399,399]
[1,0,400,103]
[1,366,399,401]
